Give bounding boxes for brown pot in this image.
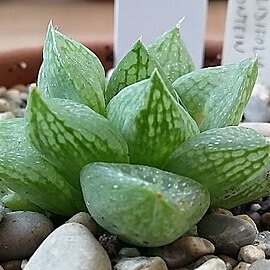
[0,39,222,88]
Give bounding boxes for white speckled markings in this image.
[107,69,199,168]
[26,87,129,189]
[165,126,270,208]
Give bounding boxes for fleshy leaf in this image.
[26,87,129,189]
[107,69,199,168]
[81,162,210,247]
[105,39,178,104]
[173,58,258,131]
[165,126,270,208]
[38,22,106,115]
[0,118,85,215]
[2,189,45,213]
[148,25,195,82]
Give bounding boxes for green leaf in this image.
[148,25,195,82]
[81,162,209,247]
[26,87,129,189]
[107,69,199,168]
[105,40,178,104]
[173,58,258,131]
[164,126,270,208]
[1,189,45,213]
[0,118,85,215]
[38,22,106,115]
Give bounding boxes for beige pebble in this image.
[114,256,168,270]
[233,262,251,270]
[12,84,27,92]
[66,212,98,237]
[0,112,15,121]
[158,236,215,269]
[0,99,10,112]
[0,87,7,97]
[5,89,20,101]
[0,265,4,270]
[238,245,265,264]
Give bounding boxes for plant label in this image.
[222,0,270,87]
[114,0,208,68]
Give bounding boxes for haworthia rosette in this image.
[80,162,210,247]
[38,22,106,115]
[173,58,258,131]
[105,40,179,104]
[26,87,129,189]
[164,126,270,208]
[0,118,85,215]
[148,25,195,82]
[107,69,199,168]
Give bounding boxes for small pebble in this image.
[114,256,168,270]
[249,259,270,269]
[190,255,218,268]
[194,258,227,270]
[0,87,7,97]
[197,214,257,256]
[0,211,54,262]
[66,212,98,237]
[118,247,141,257]
[1,260,22,270]
[211,208,233,216]
[0,265,4,270]
[21,259,28,269]
[5,89,20,103]
[0,111,15,121]
[0,99,10,112]
[261,212,270,227]
[233,262,251,270]
[238,245,265,263]
[254,231,270,256]
[13,84,27,92]
[24,223,111,270]
[248,212,261,227]
[219,255,238,270]
[148,236,215,269]
[250,204,262,212]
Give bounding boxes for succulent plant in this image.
[0,21,269,247]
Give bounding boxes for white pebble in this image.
[194,258,227,270]
[233,262,251,270]
[238,245,265,264]
[0,112,15,121]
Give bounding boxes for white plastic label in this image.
[114,0,208,68]
[222,0,270,87]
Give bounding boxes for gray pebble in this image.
[66,212,98,237]
[233,262,251,270]
[197,214,257,256]
[194,258,227,270]
[148,236,215,269]
[114,256,168,270]
[118,247,141,257]
[0,87,7,97]
[254,231,270,256]
[249,259,270,269]
[238,245,265,264]
[0,265,4,270]
[249,204,262,212]
[24,223,111,270]
[0,211,54,262]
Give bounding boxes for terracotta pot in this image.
[0,40,113,88]
[0,39,223,88]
